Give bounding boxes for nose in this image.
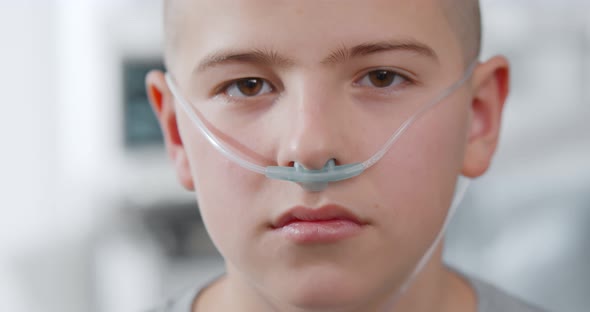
[275,82,349,170]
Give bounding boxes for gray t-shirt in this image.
[151,274,546,312]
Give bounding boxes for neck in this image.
[388,245,476,312]
[194,244,476,312]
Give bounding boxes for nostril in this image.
[288,158,340,171]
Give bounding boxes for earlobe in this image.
[146,70,195,190]
[461,56,510,178]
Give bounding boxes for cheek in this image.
[179,121,267,258]
[366,97,469,253]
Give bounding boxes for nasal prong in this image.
[265,159,365,192]
[294,160,332,191]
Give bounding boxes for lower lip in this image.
[275,219,364,244]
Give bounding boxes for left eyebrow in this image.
[322,39,439,65]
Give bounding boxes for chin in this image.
[272,267,378,311]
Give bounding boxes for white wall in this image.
[0,1,66,311]
[0,1,167,311]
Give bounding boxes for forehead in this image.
[167,0,462,73]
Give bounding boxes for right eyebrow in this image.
[194,48,295,73]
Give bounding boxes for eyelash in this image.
[215,68,415,99]
[353,68,414,93]
[214,78,275,99]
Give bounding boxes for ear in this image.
[146,70,195,190]
[461,56,510,178]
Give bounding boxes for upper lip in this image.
[272,204,365,229]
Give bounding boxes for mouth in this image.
[270,205,367,244]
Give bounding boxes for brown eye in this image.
[237,78,263,95]
[369,70,396,87]
[358,70,407,89]
[226,78,273,98]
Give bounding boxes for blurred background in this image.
[0,0,588,311]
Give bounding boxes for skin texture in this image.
[146,1,510,311]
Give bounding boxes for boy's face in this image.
[150,0,508,309]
